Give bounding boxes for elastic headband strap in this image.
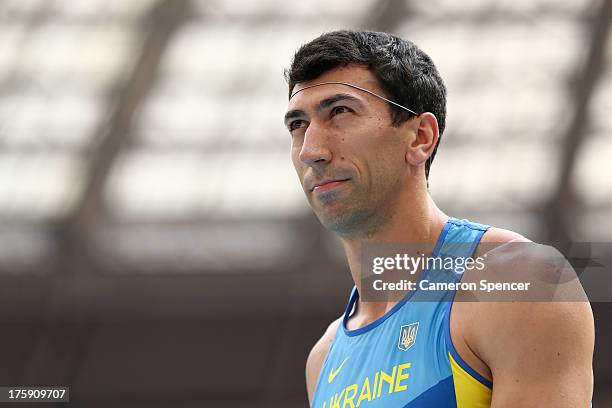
[289,81,419,116]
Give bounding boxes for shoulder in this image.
[477,225,531,252]
[306,316,342,404]
[467,224,592,334]
[457,224,594,400]
[470,230,594,356]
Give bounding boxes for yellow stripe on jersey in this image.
[449,352,492,408]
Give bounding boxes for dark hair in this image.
[285,30,447,181]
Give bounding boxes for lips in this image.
[311,179,349,193]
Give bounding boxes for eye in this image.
[288,119,308,133]
[330,106,353,116]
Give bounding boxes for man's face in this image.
[285,65,412,236]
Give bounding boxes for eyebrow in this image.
[284,93,364,126]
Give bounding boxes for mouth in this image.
[311,179,350,193]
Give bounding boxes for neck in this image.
[340,188,449,325]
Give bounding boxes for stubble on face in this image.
[309,153,406,239]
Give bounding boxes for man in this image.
[283,30,594,407]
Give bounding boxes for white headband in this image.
[289,81,418,116]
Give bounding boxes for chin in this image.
[317,206,374,236]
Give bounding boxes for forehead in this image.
[288,65,385,110]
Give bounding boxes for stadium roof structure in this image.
[0,0,610,273]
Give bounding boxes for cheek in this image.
[365,141,406,182]
[290,151,306,179]
[290,140,301,163]
[290,137,303,156]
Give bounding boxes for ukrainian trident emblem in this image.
[398,322,419,351]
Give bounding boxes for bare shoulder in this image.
[306,316,342,404]
[466,224,592,334]
[454,224,594,403]
[476,226,531,252]
[472,230,594,350]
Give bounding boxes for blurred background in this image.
[0,0,610,406]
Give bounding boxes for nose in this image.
[298,122,332,167]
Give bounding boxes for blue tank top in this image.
[311,218,493,408]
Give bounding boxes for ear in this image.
[404,112,439,167]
